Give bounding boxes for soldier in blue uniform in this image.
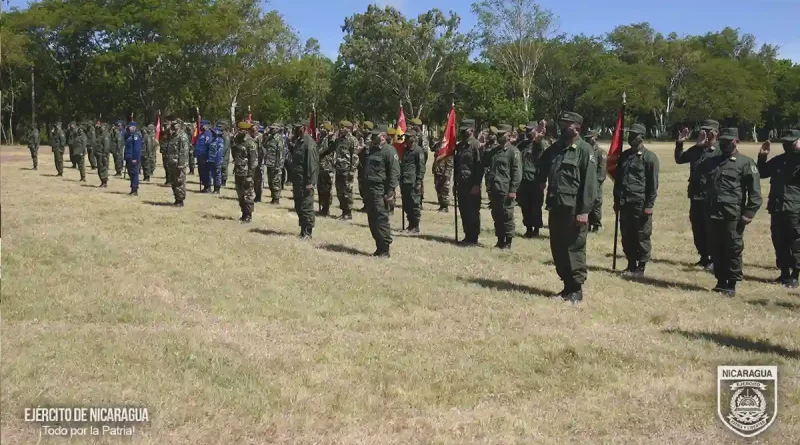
[124,122,143,196]
[208,125,225,194]
[195,120,212,192]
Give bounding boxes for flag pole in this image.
[451,102,459,243]
[612,92,626,271]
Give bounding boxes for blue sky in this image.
[7,0,800,62]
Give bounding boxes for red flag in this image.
[309,109,317,142]
[436,104,457,161]
[606,102,625,180]
[394,104,407,158]
[155,115,161,143]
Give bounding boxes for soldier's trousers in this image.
[266,167,282,200]
[29,147,38,168]
[335,172,354,211]
[69,148,76,167]
[709,219,745,282]
[293,182,316,229]
[689,199,712,260]
[76,155,86,179]
[364,186,392,250]
[517,179,543,229]
[127,162,139,191]
[162,153,170,182]
[198,160,209,188]
[770,213,800,272]
[168,165,186,202]
[548,206,589,289]
[457,183,482,241]
[142,156,152,180]
[87,147,96,168]
[401,185,422,227]
[222,159,230,186]
[318,170,334,210]
[253,166,264,201]
[53,150,64,175]
[490,193,516,238]
[96,152,109,181]
[235,175,255,216]
[620,204,652,263]
[208,161,221,188]
[589,184,604,227]
[435,173,451,207]
[113,150,123,174]
[188,155,195,174]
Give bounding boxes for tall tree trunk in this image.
[229,97,237,127]
[31,65,36,125]
[752,125,758,143]
[9,85,15,145]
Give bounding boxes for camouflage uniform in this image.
[166,122,190,205]
[67,125,77,167]
[264,129,284,203]
[317,133,336,215]
[51,125,66,176]
[232,129,258,221]
[334,128,359,219]
[432,142,454,210]
[85,123,97,169]
[221,129,231,186]
[113,123,124,175]
[73,127,87,181]
[96,124,111,186]
[28,125,40,169]
[253,131,265,202]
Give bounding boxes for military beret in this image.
[322,121,333,131]
[780,129,800,142]
[584,129,599,138]
[410,118,423,126]
[559,111,583,125]
[340,120,353,128]
[387,127,397,136]
[237,121,252,129]
[488,126,498,134]
[700,119,720,131]
[719,127,739,140]
[626,123,646,135]
[362,121,375,130]
[128,121,138,127]
[460,119,475,129]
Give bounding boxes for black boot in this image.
[407,225,420,234]
[524,227,535,238]
[114,171,122,177]
[725,280,737,297]
[338,210,352,221]
[562,284,583,303]
[787,270,800,289]
[271,198,280,205]
[633,262,646,277]
[241,213,251,224]
[100,179,108,188]
[213,186,220,194]
[320,206,329,217]
[774,268,791,284]
[174,200,184,207]
[533,227,540,237]
[300,226,312,240]
[712,280,727,293]
[500,237,512,250]
[494,237,504,248]
[622,260,637,276]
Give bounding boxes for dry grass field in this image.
[1,141,798,444]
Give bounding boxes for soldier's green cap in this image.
[339,120,353,128]
[559,111,583,125]
[269,123,281,129]
[584,129,599,138]
[362,121,375,130]
[322,121,333,131]
[403,128,417,138]
[237,121,253,129]
[387,127,397,136]
[719,127,739,140]
[409,118,422,126]
[625,123,646,135]
[460,119,475,129]
[700,119,720,131]
[371,124,388,135]
[525,121,539,130]
[493,124,513,134]
[518,124,526,131]
[780,129,800,142]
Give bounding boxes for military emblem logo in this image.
[718,366,777,437]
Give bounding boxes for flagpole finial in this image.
[622,92,627,104]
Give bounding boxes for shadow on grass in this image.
[40,173,61,177]
[606,252,775,271]
[202,213,237,221]
[80,183,99,188]
[462,277,556,298]
[745,299,800,311]
[107,190,134,195]
[543,259,708,292]
[142,200,177,207]
[317,243,372,257]
[663,329,800,359]
[249,228,294,237]
[219,196,239,201]
[395,232,459,245]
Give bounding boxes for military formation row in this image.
[24,114,800,303]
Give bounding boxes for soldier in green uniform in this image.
[67,122,77,168]
[291,123,319,238]
[516,120,547,238]
[757,129,800,288]
[701,128,762,297]
[432,135,453,213]
[165,119,190,207]
[85,121,97,170]
[454,119,483,245]
[96,123,111,187]
[113,121,124,176]
[585,129,607,233]
[317,122,336,215]
[231,122,258,222]
[220,122,232,187]
[612,123,660,276]
[409,118,428,202]
[356,121,373,212]
[399,129,425,233]
[536,111,597,303]
[160,121,171,184]
[675,120,721,269]
[334,120,359,220]
[51,122,66,176]
[27,124,40,170]
[264,124,285,204]
[385,127,398,215]
[483,124,523,249]
[73,125,88,182]
[362,125,400,256]
[147,124,158,181]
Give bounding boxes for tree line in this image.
[2,0,799,144]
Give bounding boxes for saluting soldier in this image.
[536,111,597,303]
[399,129,425,233]
[334,120,359,219]
[701,127,762,297]
[409,118,428,202]
[454,119,483,245]
[585,129,607,233]
[165,119,191,207]
[757,129,800,288]
[675,120,722,270]
[363,124,400,257]
[231,122,259,223]
[317,122,336,215]
[483,124,522,249]
[516,120,548,238]
[264,124,285,204]
[612,123,660,277]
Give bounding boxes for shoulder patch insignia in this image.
[751,165,758,175]
[394,154,399,161]
[134,136,139,140]
[589,154,596,163]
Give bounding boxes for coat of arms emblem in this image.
[718,366,777,437]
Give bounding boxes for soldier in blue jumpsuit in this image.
[208,125,225,194]
[124,122,143,196]
[195,120,212,192]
